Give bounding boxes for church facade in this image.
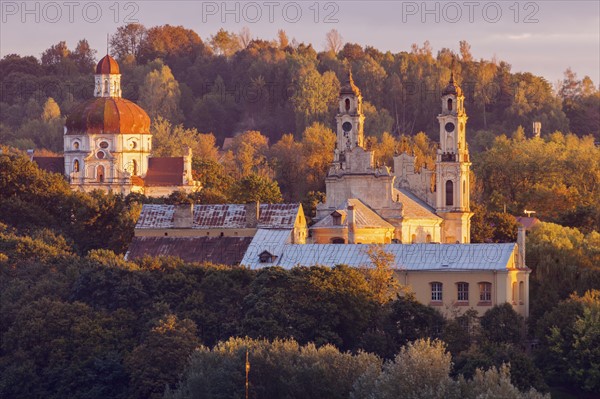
[58,54,197,196]
[311,72,472,244]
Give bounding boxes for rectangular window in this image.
[479,282,492,302]
[457,282,469,302]
[431,282,443,302]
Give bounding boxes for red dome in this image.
[66,97,150,135]
[96,54,120,74]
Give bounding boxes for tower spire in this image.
[106,33,109,55]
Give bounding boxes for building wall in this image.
[319,174,399,217]
[396,269,529,318]
[311,227,395,244]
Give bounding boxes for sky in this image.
[1,0,599,85]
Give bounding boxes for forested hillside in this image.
[1,24,598,153]
[1,24,599,398]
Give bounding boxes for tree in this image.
[70,39,97,72]
[41,97,60,122]
[325,29,344,54]
[363,245,401,304]
[301,122,336,192]
[229,174,283,203]
[238,26,252,48]
[138,24,204,62]
[126,314,200,399]
[41,41,70,65]
[209,28,241,57]
[277,29,289,49]
[110,23,147,60]
[371,339,455,399]
[480,304,525,345]
[138,65,183,123]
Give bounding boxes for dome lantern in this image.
[94,54,122,98]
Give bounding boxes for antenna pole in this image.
[106,33,109,55]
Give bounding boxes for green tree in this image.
[138,65,183,123]
[229,174,283,203]
[126,314,200,399]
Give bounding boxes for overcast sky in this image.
[1,0,598,85]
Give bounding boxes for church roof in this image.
[395,188,441,220]
[65,97,150,135]
[33,156,65,175]
[126,236,252,264]
[144,157,186,186]
[135,203,301,229]
[312,199,394,229]
[241,243,518,270]
[96,54,120,74]
[340,69,361,96]
[442,73,463,97]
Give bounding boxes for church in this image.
[34,53,198,196]
[239,72,530,318]
[311,71,472,244]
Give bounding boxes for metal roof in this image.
[312,199,394,229]
[240,229,293,266]
[136,203,301,229]
[241,243,517,271]
[395,188,441,220]
[126,236,252,264]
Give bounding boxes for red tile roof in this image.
[96,54,120,74]
[144,157,185,186]
[126,236,252,264]
[33,157,65,175]
[136,203,301,229]
[65,97,150,135]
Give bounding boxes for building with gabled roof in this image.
[126,202,307,264]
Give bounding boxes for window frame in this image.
[430,282,443,304]
[457,282,469,303]
[478,282,492,305]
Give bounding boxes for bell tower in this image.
[435,73,472,243]
[334,69,365,162]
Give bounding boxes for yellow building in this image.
[241,237,530,318]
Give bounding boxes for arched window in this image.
[426,234,432,243]
[411,234,416,244]
[97,165,105,183]
[446,180,454,206]
[447,98,453,111]
[345,98,350,111]
[331,237,345,244]
[73,159,80,173]
[104,79,109,94]
[132,159,138,176]
[463,180,466,196]
[73,141,79,150]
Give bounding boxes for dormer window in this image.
[331,211,343,226]
[258,251,276,263]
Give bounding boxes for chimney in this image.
[348,204,356,244]
[173,204,194,228]
[245,201,260,228]
[517,226,526,268]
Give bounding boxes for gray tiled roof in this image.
[241,243,517,271]
[136,203,301,229]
